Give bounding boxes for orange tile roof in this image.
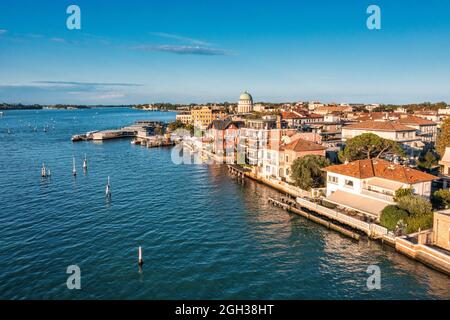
[281,111,301,119]
[284,138,326,152]
[396,115,436,125]
[324,159,437,184]
[344,120,415,132]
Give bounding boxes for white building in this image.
[342,121,423,151]
[237,91,253,113]
[323,159,437,219]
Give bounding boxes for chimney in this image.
[276,115,281,129]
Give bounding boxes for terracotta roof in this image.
[344,120,415,132]
[324,159,437,184]
[315,106,353,112]
[396,115,436,125]
[284,138,326,152]
[281,111,301,119]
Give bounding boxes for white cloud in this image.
[0,29,8,35]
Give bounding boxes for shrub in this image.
[405,213,433,234]
[394,187,414,202]
[432,189,450,209]
[380,205,409,231]
[397,195,433,216]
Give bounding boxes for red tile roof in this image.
[284,138,326,152]
[281,111,301,119]
[396,115,436,125]
[324,159,437,184]
[344,120,415,132]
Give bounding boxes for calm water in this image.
[0,108,449,299]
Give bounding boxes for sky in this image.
[0,0,450,105]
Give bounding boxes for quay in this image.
[228,164,450,276]
[71,120,166,142]
[268,197,360,240]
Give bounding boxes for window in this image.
[328,175,338,184]
[285,155,289,163]
[345,179,354,188]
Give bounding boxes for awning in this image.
[326,190,389,218]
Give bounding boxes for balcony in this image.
[361,188,394,203]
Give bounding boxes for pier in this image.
[71,120,167,142]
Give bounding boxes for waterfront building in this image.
[342,121,424,152]
[237,91,253,114]
[433,209,450,251]
[238,118,279,166]
[191,106,213,129]
[279,138,326,183]
[206,119,244,162]
[176,111,192,125]
[323,159,437,219]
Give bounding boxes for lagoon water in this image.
[0,108,449,299]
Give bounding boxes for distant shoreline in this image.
[0,105,134,111]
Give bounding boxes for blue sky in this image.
[0,0,450,104]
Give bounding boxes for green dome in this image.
[239,91,253,101]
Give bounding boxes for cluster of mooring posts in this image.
[227,164,247,184]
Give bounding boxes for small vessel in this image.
[41,163,47,178]
[82,154,88,171]
[72,156,77,176]
[105,176,111,198]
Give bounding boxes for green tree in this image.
[405,214,433,234]
[397,195,433,216]
[339,133,404,162]
[394,187,414,202]
[432,189,450,209]
[290,155,331,190]
[436,117,450,157]
[418,150,438,170]
[380,205,409,231]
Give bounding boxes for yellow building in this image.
[433,210,450,251]
[191,106,213,128]
[176,112,192,125]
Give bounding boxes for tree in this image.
[418,150,438,170]
[394,187,414,202]
[339,133,404,162]
[432,189,450,209]
[380,205,409,231]
[436,117,450,157]
[397,195,433,216]
[290,155,331,190]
